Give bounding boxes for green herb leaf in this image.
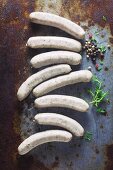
[100,60,104,65]
[102,16,107,21]
[91,37,97,43]
[95,31,99,35]
[97,107,106,113]
[99,45,106,53]
[97,67,102,71]
[84,131,93,141]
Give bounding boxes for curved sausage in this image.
[35,113,84,137]
[17,64,71,101]
[30,51,82,68]
[35,95,89,112]
[33,70,93,97]
[29,12,85,39]
[18,130,72,155]
[27,36,82,52]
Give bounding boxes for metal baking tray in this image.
[0,0,113,170]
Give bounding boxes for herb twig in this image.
[96,108,106,114]
[84,131,93,141]
[89,76,108,108]
[99,45,106,53]
[102,16,107,22]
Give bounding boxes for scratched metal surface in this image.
[0,0,113,170]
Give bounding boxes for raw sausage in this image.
[35,113,84,136]
[27,36,82,52]
[30,51,82,68]
[29,12,85,39]
[33,70,92,97]
[35,95,89,112]
[17,64,71,101]
[18,130,72,155]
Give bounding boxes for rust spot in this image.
[95,148,99,154]
[9,17,19,25]
[55,156,59,161]
[51,161,59,169]
[62,0,113,35]
[24,25,28,30]
[13,112,21,135]
[76,153,79,157]
[100,124,104,129]
[78,144,81,147]
[24,11,29,18]
[17,155,50,170]
[101,34,105,38]
[109,37,113,44]
[0,0,35,169]
[105,144,113,170]
[42,155,47,160]
[69,161,73,167]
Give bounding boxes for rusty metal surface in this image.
[0,0,113,170]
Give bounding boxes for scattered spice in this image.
[95,64,99,70]
[95,64,102,71]
[100,53,104,60]
[107,44,111,49]
[83,34,107,71]
[104,66,109,71]
[83,39,99,63]
[84,131,92,141]
[89,34,93,39]
[86,55,90,59]
[88,66,92,71]
[102,16,107,22]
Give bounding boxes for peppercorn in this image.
[89,34,92,39]
[91,52,94,56]
[89,45,92,48]
[100,53,104,60]
[88,66,92,71]
[92,58,96,63]
[95,64,99,70]
[107,44,111,49]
